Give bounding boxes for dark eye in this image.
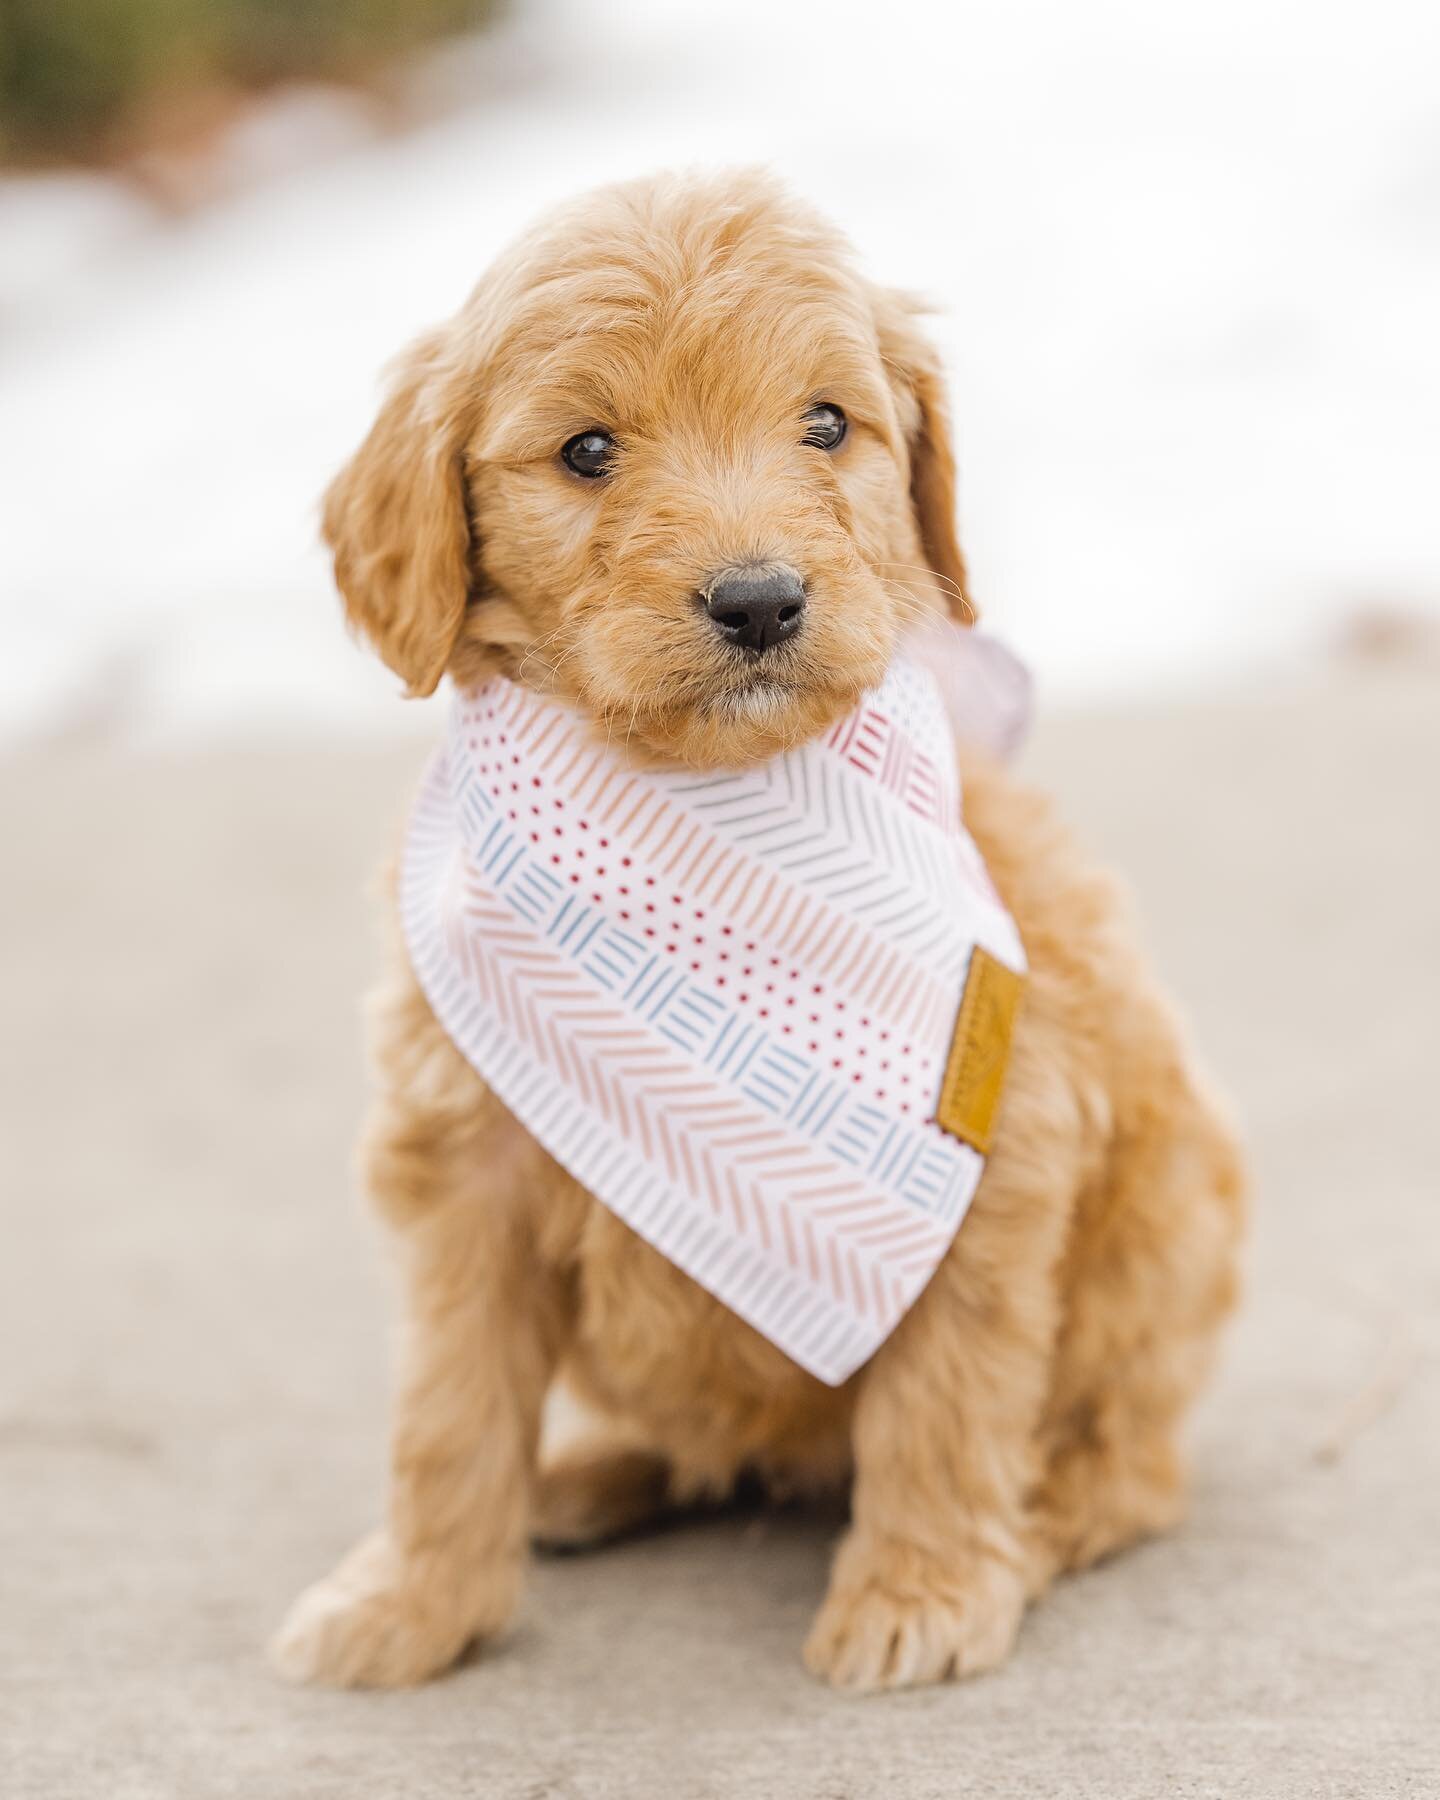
[801,402,847,451]
[561,430,617,478]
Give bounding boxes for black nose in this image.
[700,565,807,653]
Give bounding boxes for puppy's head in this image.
[325,170,974,766]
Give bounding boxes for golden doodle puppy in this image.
[272,170,1244,1692]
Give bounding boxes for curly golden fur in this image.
[271,170,1245,1693]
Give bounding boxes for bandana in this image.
[400,626,1028,1383]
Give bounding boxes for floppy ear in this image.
[322,328,474,696]
[872,290,977,624]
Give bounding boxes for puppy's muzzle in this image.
[699,564,807,654]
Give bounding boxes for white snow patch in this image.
[2,0,1438,745]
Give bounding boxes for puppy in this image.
[272,170,1244,1692]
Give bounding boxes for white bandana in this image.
[400,626,1028,1383]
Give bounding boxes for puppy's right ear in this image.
[322,329,474,697]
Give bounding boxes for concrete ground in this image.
[2,666,1436,1799]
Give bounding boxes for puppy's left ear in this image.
[322,327,475,696]
[872,289,977,624]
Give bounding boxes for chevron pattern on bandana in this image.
[400,636,1027,1383]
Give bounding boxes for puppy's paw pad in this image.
[803,1553,1024,1692]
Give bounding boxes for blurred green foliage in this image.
[0,0,499,163]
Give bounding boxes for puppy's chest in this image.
[568,1200,836,1431]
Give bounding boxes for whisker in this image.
[877,573,976,628]
[876,558,967,599]
[877,578,943,623]
[875,559,977,622]
[514,618,577,687]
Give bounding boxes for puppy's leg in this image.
[271,1194,568,1686]
[272,1033,574,1688]
[804,1120,1071,1692]
[532,1433,673,1551]
[1027,1066,1245,1592]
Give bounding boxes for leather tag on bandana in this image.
[937,948,1023,1154]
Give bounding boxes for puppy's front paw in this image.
[269,1532,515,1689]
[803,1532,1025,1692]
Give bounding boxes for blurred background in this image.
[2,7,1437,1796]
[2,0,1438,740]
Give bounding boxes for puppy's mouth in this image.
[699,671,796,721]
[566,586,892,768]
[637,652,805,724]
[706,637,801,693]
